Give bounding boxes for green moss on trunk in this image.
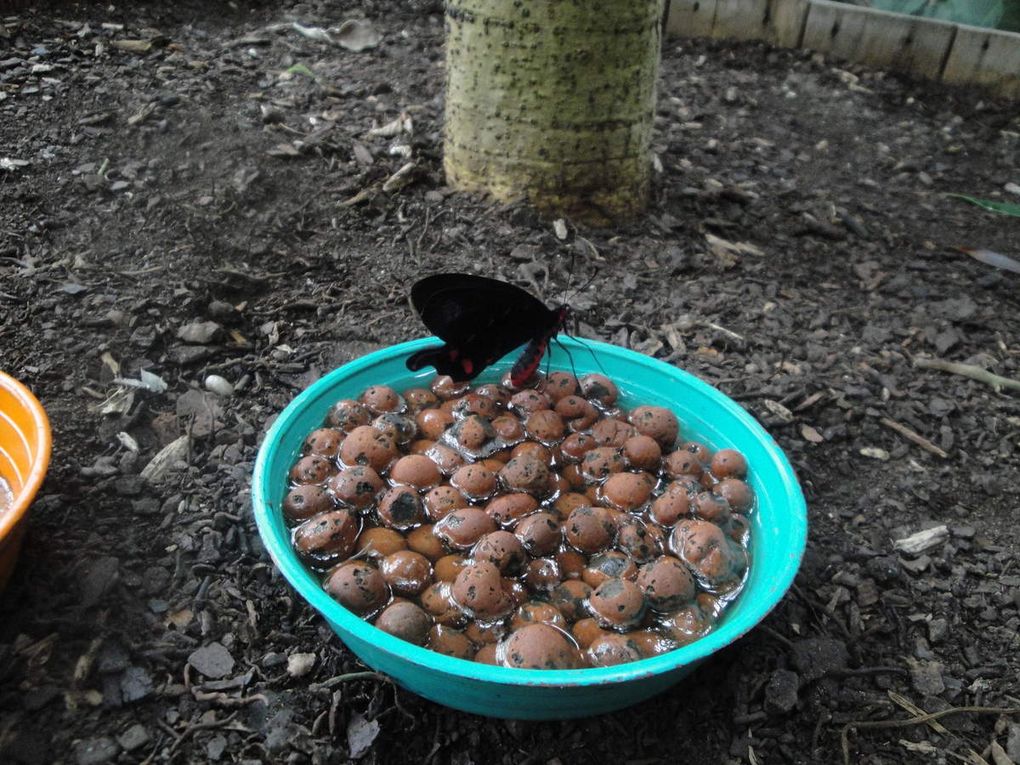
[444,0,664,225]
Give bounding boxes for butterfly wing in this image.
[407,273,558,379]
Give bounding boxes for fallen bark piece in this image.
[893,525,949,555]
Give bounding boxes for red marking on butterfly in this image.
[405,273,569,386]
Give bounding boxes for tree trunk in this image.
[443,0,664,225]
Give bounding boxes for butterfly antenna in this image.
[562,267,600,306]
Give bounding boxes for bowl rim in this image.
[252,337,807,687]
[0,371,52,540]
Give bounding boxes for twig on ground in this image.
[879,417,949,458]
[840,705,1020,765]
[914,356,1020,393]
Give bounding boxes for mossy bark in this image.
[444,0,664,225]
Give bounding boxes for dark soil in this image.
[2,1,1020,763]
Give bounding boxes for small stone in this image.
[117,724,150,753]
[177,320,222,344]
[347,713,380,759]
[208,300,236,318]
[81,556,120,607]
[927,618,948,644]
[909,659,945,696]
[204,374,234,397]
[74,737,120,765]
[286,652,316,678]
[790,638,848,683]
[207,734,227,760]
[865,555,901,584]
[1006,722,1020,762]
[188,642,235,679]
[262,651,287,668]
[120,666,153,703]
[764,669,799,714]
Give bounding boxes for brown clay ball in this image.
[498,623,581,669]
[323,561,389,616]
[374,600,432,645]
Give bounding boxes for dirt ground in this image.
[2,1,1020,763]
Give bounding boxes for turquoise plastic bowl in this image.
[252,337,807,719]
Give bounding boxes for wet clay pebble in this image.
[663,449,704,479]
[423,485,469,521]
[716,478,754,513]
[579,373,618,408]
[587,578,646,630]
[542,371,579,402]
[579,447,627,482]
[591,418,636,448]
[649,484,691,526]
[427,625,475,659]
[372,413,416,445]
[293,509,360,563]
[523,557,562,593]
[637,556,696,611]
[587,633,644,667]
[430,375,470,400]
[486,493,540,526]
[435,507,497,550]
[548,579,593,622]
[403,387,439,411]
[472,531,527,574]
[670,519,748,589]
[628,406,680,449]
[464,619,507,646]
[377,486,425,530]
[323,561,389,616]
[661,602,715,646]
[406,524,446,562]
[420,582,465,626]
[499,454,552,496]
[389,454,442,489]
[374,600,433,645]
[510,441,552,465]
[474,643,499,665]
[525,409,566,444]
[692,492,732,523]
[452,561,513,620]
[572,617,614,649]
[582,551,639,588]
[622,435,662,471]
[554,492,590,517]
[424,443,464,474]
[449,414,497,452]
[511,601,568,631]
[498,623,581,669]
[554,395,598,432]
[560,432,597,462]
[289,454,335,484]
[555,549,588,580]
[510,389,552,414]
[514,512,561,556]
[355,527,408,560]
[416,408,455,440]
[474,383,510,406]
[327,399,372,432]
[283,484,335,522]
[434,554,468,582]
[380,550,433,596]
[710,448,748,479]
[491,414,525,441]
[450,464,497,500]
[361,385,403,414]
[451,393,499,419]
[303,428,345,457]
[340,426,399,472]
[327,466,384,511]
[726,514,751,544]
[627,629,675,658]
[616,518,663,562]
[564,506,616,554]
[600,471,655,511]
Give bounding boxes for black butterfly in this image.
[405,273,568,386]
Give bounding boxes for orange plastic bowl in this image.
[0,371,51,592]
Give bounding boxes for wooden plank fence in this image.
[666,0,1020,99]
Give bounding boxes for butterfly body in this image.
[406,273,567,385]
